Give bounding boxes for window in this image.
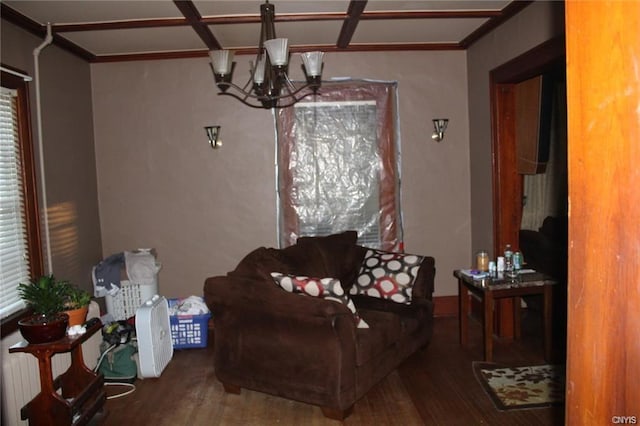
[0,68,43,336]
[275,81,402,250]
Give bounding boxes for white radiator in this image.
[1,301,102,426]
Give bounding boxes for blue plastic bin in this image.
[168,298,211,349]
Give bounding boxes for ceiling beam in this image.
[49,13,349,35]
[337,0,368,49]
[360,10,502,20]
[2,0,535,63]
[460,1,535,48]
[53,18,188,33]
[50,9,502,34]
[89,42,464,64]
[0,3,95,61]
[172,0,221,50]
[203,12,345,25]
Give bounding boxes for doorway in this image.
[489,36,567,343]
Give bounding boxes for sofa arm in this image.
[203,275,359,409]
[413,255,435,300]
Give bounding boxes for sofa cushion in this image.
[229,247,291,280]
[279,243,329,278]
[296,231,365,291]
[270,272,369,328]
[350,249,424,304]
[296,230,357,247]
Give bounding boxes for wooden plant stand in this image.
[9,320,106,425]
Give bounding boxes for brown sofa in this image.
[203,231,435,419]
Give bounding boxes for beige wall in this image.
[1,1,565,303]
[91,50,470,298]
[466,1,565,259]
[1,21,102,295]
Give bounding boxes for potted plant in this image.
[17,275,69,344]
[62,284,92,327]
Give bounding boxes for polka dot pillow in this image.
[350,249,424,304]
[270,273,369,328]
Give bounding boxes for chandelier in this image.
[208,1,325,109]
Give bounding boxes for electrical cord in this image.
[103,382,136,400]
[94,342,137,400]
[94,343,116,372]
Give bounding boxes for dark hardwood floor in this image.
[398,311,565,425]
[99,312,565,425]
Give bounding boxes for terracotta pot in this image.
[18,313,69,344]
[64,306,89,327]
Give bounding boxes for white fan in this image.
[135,294,173,378]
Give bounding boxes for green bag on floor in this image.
[97,343,137,383]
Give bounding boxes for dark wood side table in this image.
[9,320,106,425]
[454,270,556,362]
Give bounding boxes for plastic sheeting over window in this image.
[275,80,403,250]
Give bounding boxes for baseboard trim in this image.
[433,295,458,317]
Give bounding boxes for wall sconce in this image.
[205,125,222,149]
[431,118,449,142]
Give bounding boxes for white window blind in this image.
[0,86,29,318]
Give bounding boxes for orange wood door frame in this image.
[489,37,565,337]
[490,81,521,337]
[565,1,640,423]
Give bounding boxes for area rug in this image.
[473,362,565,411]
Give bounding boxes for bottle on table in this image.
[504,244,518,280]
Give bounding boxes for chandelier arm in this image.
[217,81,270,101]
[281,73,298,94]
[217,88,317,110]
[279,81,317,98]
[217,91,275,109]
[240,72,255,93]
[270,91,317,108]
[217,80,317,102]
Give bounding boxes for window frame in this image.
[0,67,43,337]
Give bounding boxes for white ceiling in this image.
[2,0,522,61]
